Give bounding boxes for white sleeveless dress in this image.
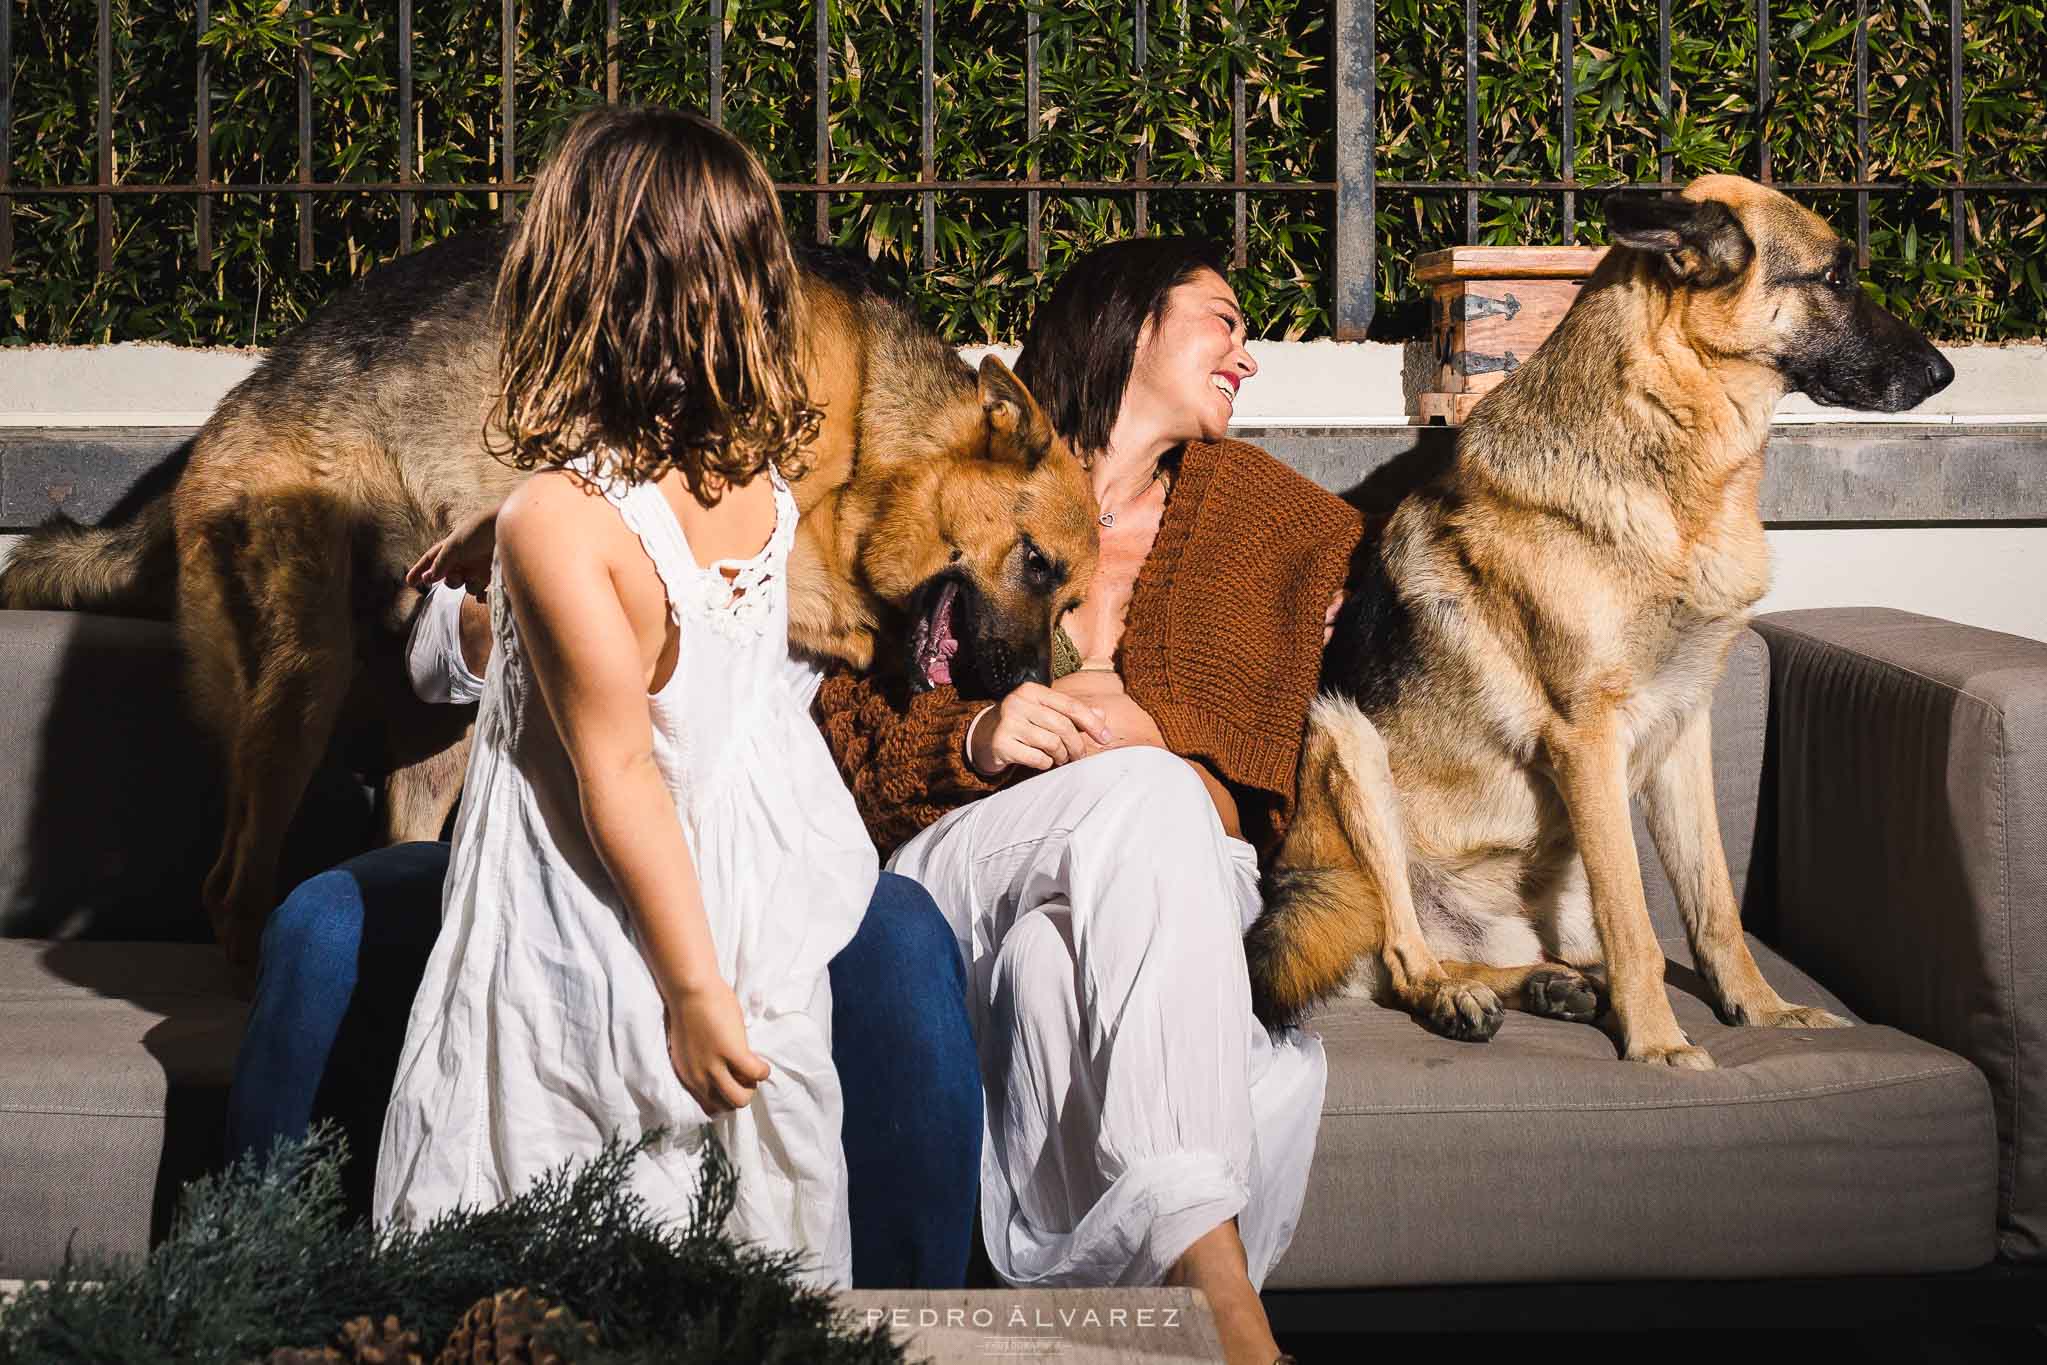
[372,460,877,1290]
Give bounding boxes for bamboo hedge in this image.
[2,0,2042,347]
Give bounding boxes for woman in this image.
[815,238,1361,1363]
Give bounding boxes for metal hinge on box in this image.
[1414,246,1606,425]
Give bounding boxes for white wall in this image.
[4,342,2043,642]
[12,339,2039,428]
[1761,528,2046,642]
[0,342,261,426]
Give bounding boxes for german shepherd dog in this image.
[0,231,1098,964]
[1247,175,1954,1068]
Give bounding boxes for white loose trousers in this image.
[887,746,1326,1289]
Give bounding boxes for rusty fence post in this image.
[1332,0,1375,340]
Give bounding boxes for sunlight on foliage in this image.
[0,1,2040,345]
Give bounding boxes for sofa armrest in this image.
[1752,607,2047,1262]
[0,609,374,942]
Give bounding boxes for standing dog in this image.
[1,232,1098,963]
[1248,175,1954,1067]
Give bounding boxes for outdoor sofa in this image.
[2,600,2043,1330]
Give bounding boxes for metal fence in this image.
[0,0,2040,340]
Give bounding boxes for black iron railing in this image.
[0,0,2038,340]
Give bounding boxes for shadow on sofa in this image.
[0,609,374,1278]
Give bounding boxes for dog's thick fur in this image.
[1248,176,1954,1067]
[1,231,1098,960]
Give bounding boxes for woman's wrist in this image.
[965,704,1006,778]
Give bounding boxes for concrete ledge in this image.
[0,428,194,532]
[840,1289,1221,1362]
[1252,424,2047,523]
[6,423,2043,532]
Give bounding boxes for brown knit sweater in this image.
[813,438,1364,856]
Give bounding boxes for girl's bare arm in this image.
[496,476,768,1113]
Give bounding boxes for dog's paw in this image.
[1419,979,1504,1042]
[1522,965,1606,1023]
[1754,1003,1851,1031]
[1628,1040,1717,1070]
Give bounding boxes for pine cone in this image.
[434,1288,596,1365]
[262,1315,420,1365]
[338,1315,425,1365]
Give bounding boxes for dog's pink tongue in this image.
[924,584,959,686]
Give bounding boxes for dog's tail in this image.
[1248,862,1381,1030]
[1247,694,1402,1029]
[0,484,177,617]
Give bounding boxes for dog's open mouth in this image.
[902,572,1038,698]
[912,579,964,688]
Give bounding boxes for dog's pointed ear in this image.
[977,354,1054,468]
[1606,195,1754,290]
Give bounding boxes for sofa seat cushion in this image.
[1268,936,1997,1289]
[0,939,245,1280]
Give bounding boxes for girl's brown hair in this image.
[490,105,820,497]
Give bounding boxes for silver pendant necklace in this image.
[1097,467,1162,530]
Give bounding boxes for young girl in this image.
[372,106,876,1289]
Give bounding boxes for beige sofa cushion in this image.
[0,939,244,1280]
[1269,936,1996,1288]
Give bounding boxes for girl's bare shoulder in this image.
[497,467,636,569]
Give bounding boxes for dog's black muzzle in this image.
[960,643,1049,701]
[1789,294,1956,413]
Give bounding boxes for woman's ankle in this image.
[1165,1219,1250,1285]
[1164,1222,1281,1365]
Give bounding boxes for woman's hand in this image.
[409,504,502,597]
[1052,671,1165,750]
[967,682,1116,777]
[665,977,772,1116]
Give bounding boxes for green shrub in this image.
[0,0,2040,346]
[0,1125,901,1364]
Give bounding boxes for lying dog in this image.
[1249,175,1954,1068]
[0,233,1097,962]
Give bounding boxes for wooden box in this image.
[1413,245,1608,424]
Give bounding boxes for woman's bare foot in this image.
[1164,1220,1282,1365]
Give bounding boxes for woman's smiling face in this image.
[1125,269,1258,445]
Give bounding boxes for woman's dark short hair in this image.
[1013,237,1229,460]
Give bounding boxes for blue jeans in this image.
[224,843,981,1288]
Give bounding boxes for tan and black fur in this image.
[1248,175,1954,1067]
[0,231,1097,963]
